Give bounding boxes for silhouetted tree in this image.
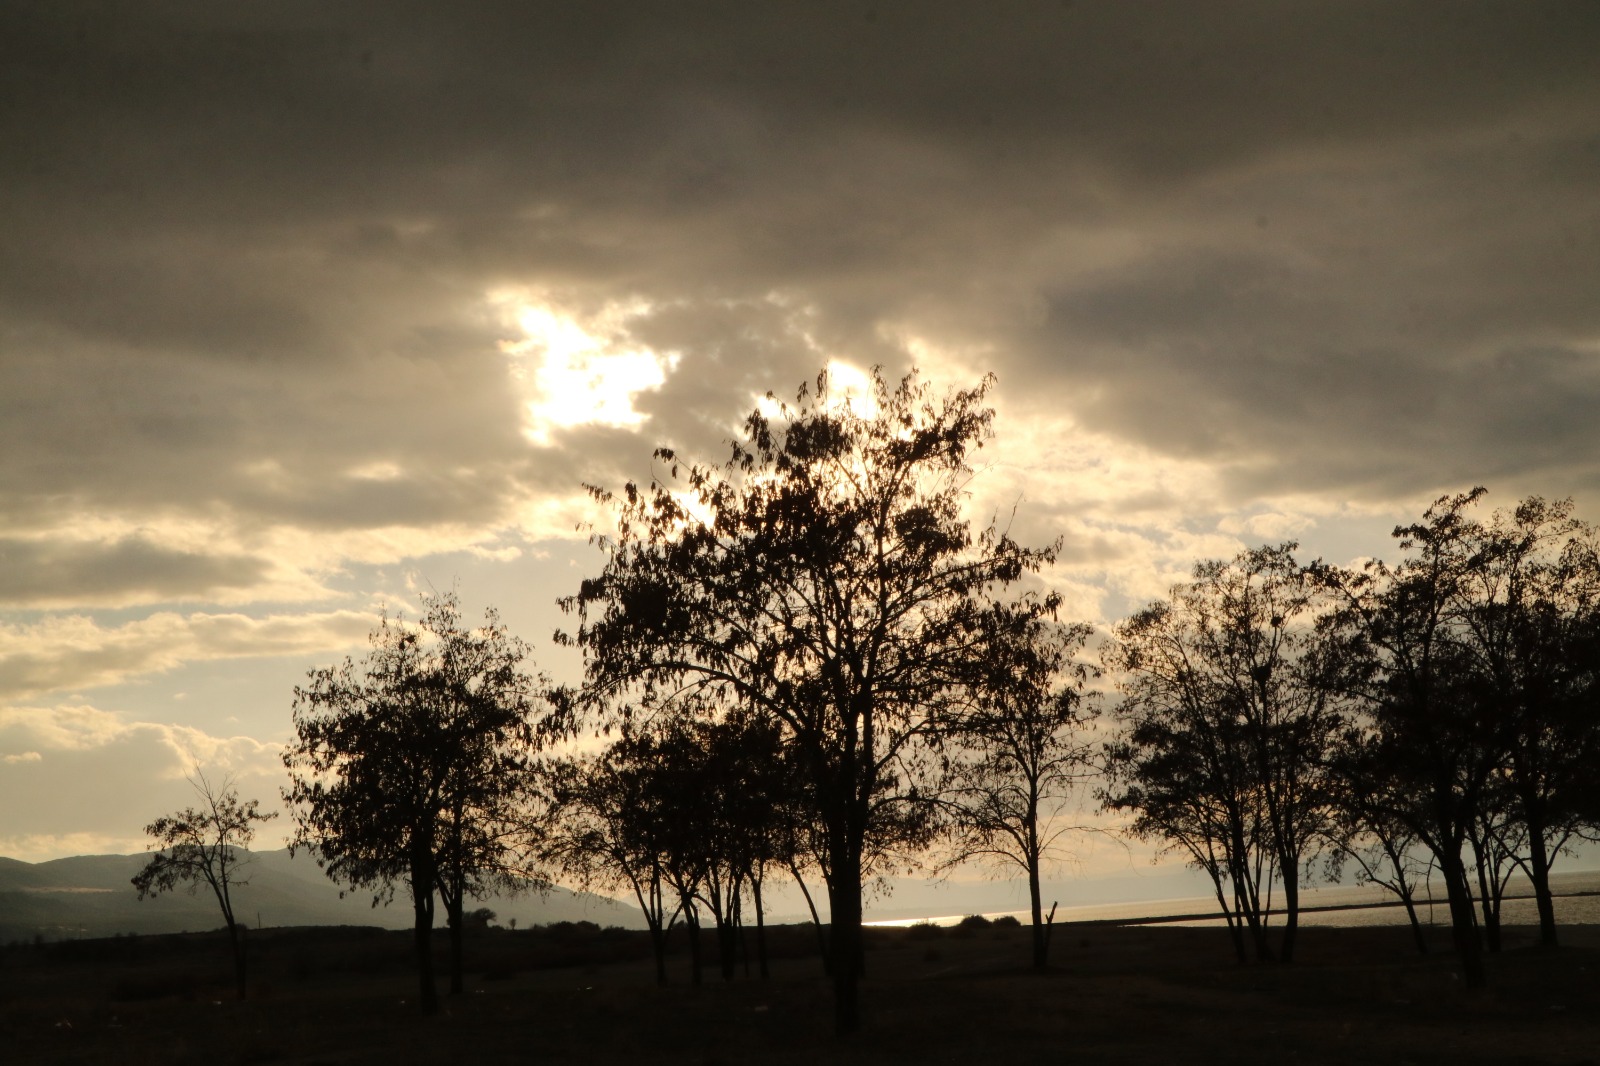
[941,605,1099,969]
[562,368,1051,1033]
[132,771,276,999]
[543,736,681,985]
[1105,545,1341,964]
[1451,496,1600,948]
[1315,490,1507,989]
[282,591,550,1014]
[682,708,794,981]
[1325,728,1436,953]
[577,708,807,985]
[715,709,807,980]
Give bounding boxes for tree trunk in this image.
[1439,849,1486,990]
[1227,830,1273,962]
[1028,854,1047,970]
[447,896,464,995]
[827,868,863,1035]
[1236,873,1273,962]
[1525,823,1559,949]
[684,903,703,986]
[1279,863,1299,964]
[789,861,831,976]
[752,875,770,980]
[227,920,246,1000]
[1399,890,1429,954]
[212,881,246,1000]
[649,922,669,985]
[1208,870,1248,963]
[1471,849,1502,954]
[632,875,671,984]
[717,913,737,982]
[1381,837,1429,954]
[412,883,439,1015]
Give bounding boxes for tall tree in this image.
[1451,496,1600,948]
[562,367,1051,1033]
[132,772,277,999]
[681,708,796,982]
[941,606,1099,970]
[1315,490,1506,989]
[1325,727,1436,953]
[283,591,549,1013]
[543,736,681,985]
[1104,544,1340,964]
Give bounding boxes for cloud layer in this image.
[0,702,289,861]
[0,610,374,701]
[3,2,1597,858]
[6,3,1596,565]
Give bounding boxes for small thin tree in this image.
[132,771,277,999]
[941,604,1099,969]
[542,740,682,985]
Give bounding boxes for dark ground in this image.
[3,918,1597,1064]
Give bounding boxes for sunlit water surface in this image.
[867,869,1600,929]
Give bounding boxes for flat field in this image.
[3,919,1597,1065]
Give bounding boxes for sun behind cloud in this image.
[493,291,680,446]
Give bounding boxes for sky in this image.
[2,1,1598,887]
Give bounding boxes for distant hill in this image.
[0,849,643,942]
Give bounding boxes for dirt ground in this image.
[3,919,1598,1064]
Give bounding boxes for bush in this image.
[992,914,1021,928]
[956,914,992,929]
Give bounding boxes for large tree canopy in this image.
[562,367,1054,1033]
[1317,490,1600,984]
[283,591,550,1013]
[1103,544,1341,964]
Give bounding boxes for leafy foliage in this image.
[1317,489,1600,981]
[1103,544,1342,963]
[562,367,1054,1031]
[282,590,553,1012]
[941,604,1099,968]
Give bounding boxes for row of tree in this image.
[1106,491,1600,988]
[135,369,1600,1035]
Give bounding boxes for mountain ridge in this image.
[0,847,643,942]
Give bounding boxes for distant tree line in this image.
[137,369,1600,1029]
[1104,490,1600,989]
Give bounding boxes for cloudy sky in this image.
[3,2,1598,872]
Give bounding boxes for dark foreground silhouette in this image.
[5,920,1598,1064]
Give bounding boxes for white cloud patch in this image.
[1216,511,1315,540]
[0,610,375,701]
[496,292,680,446]
[0,702,292,861]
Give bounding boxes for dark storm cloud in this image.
[3,0,1597,568]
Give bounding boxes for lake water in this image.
[867,868,1600,929]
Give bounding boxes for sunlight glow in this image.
[821,359,878,417]
[670,489,718,530]
[493,292,679,446]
